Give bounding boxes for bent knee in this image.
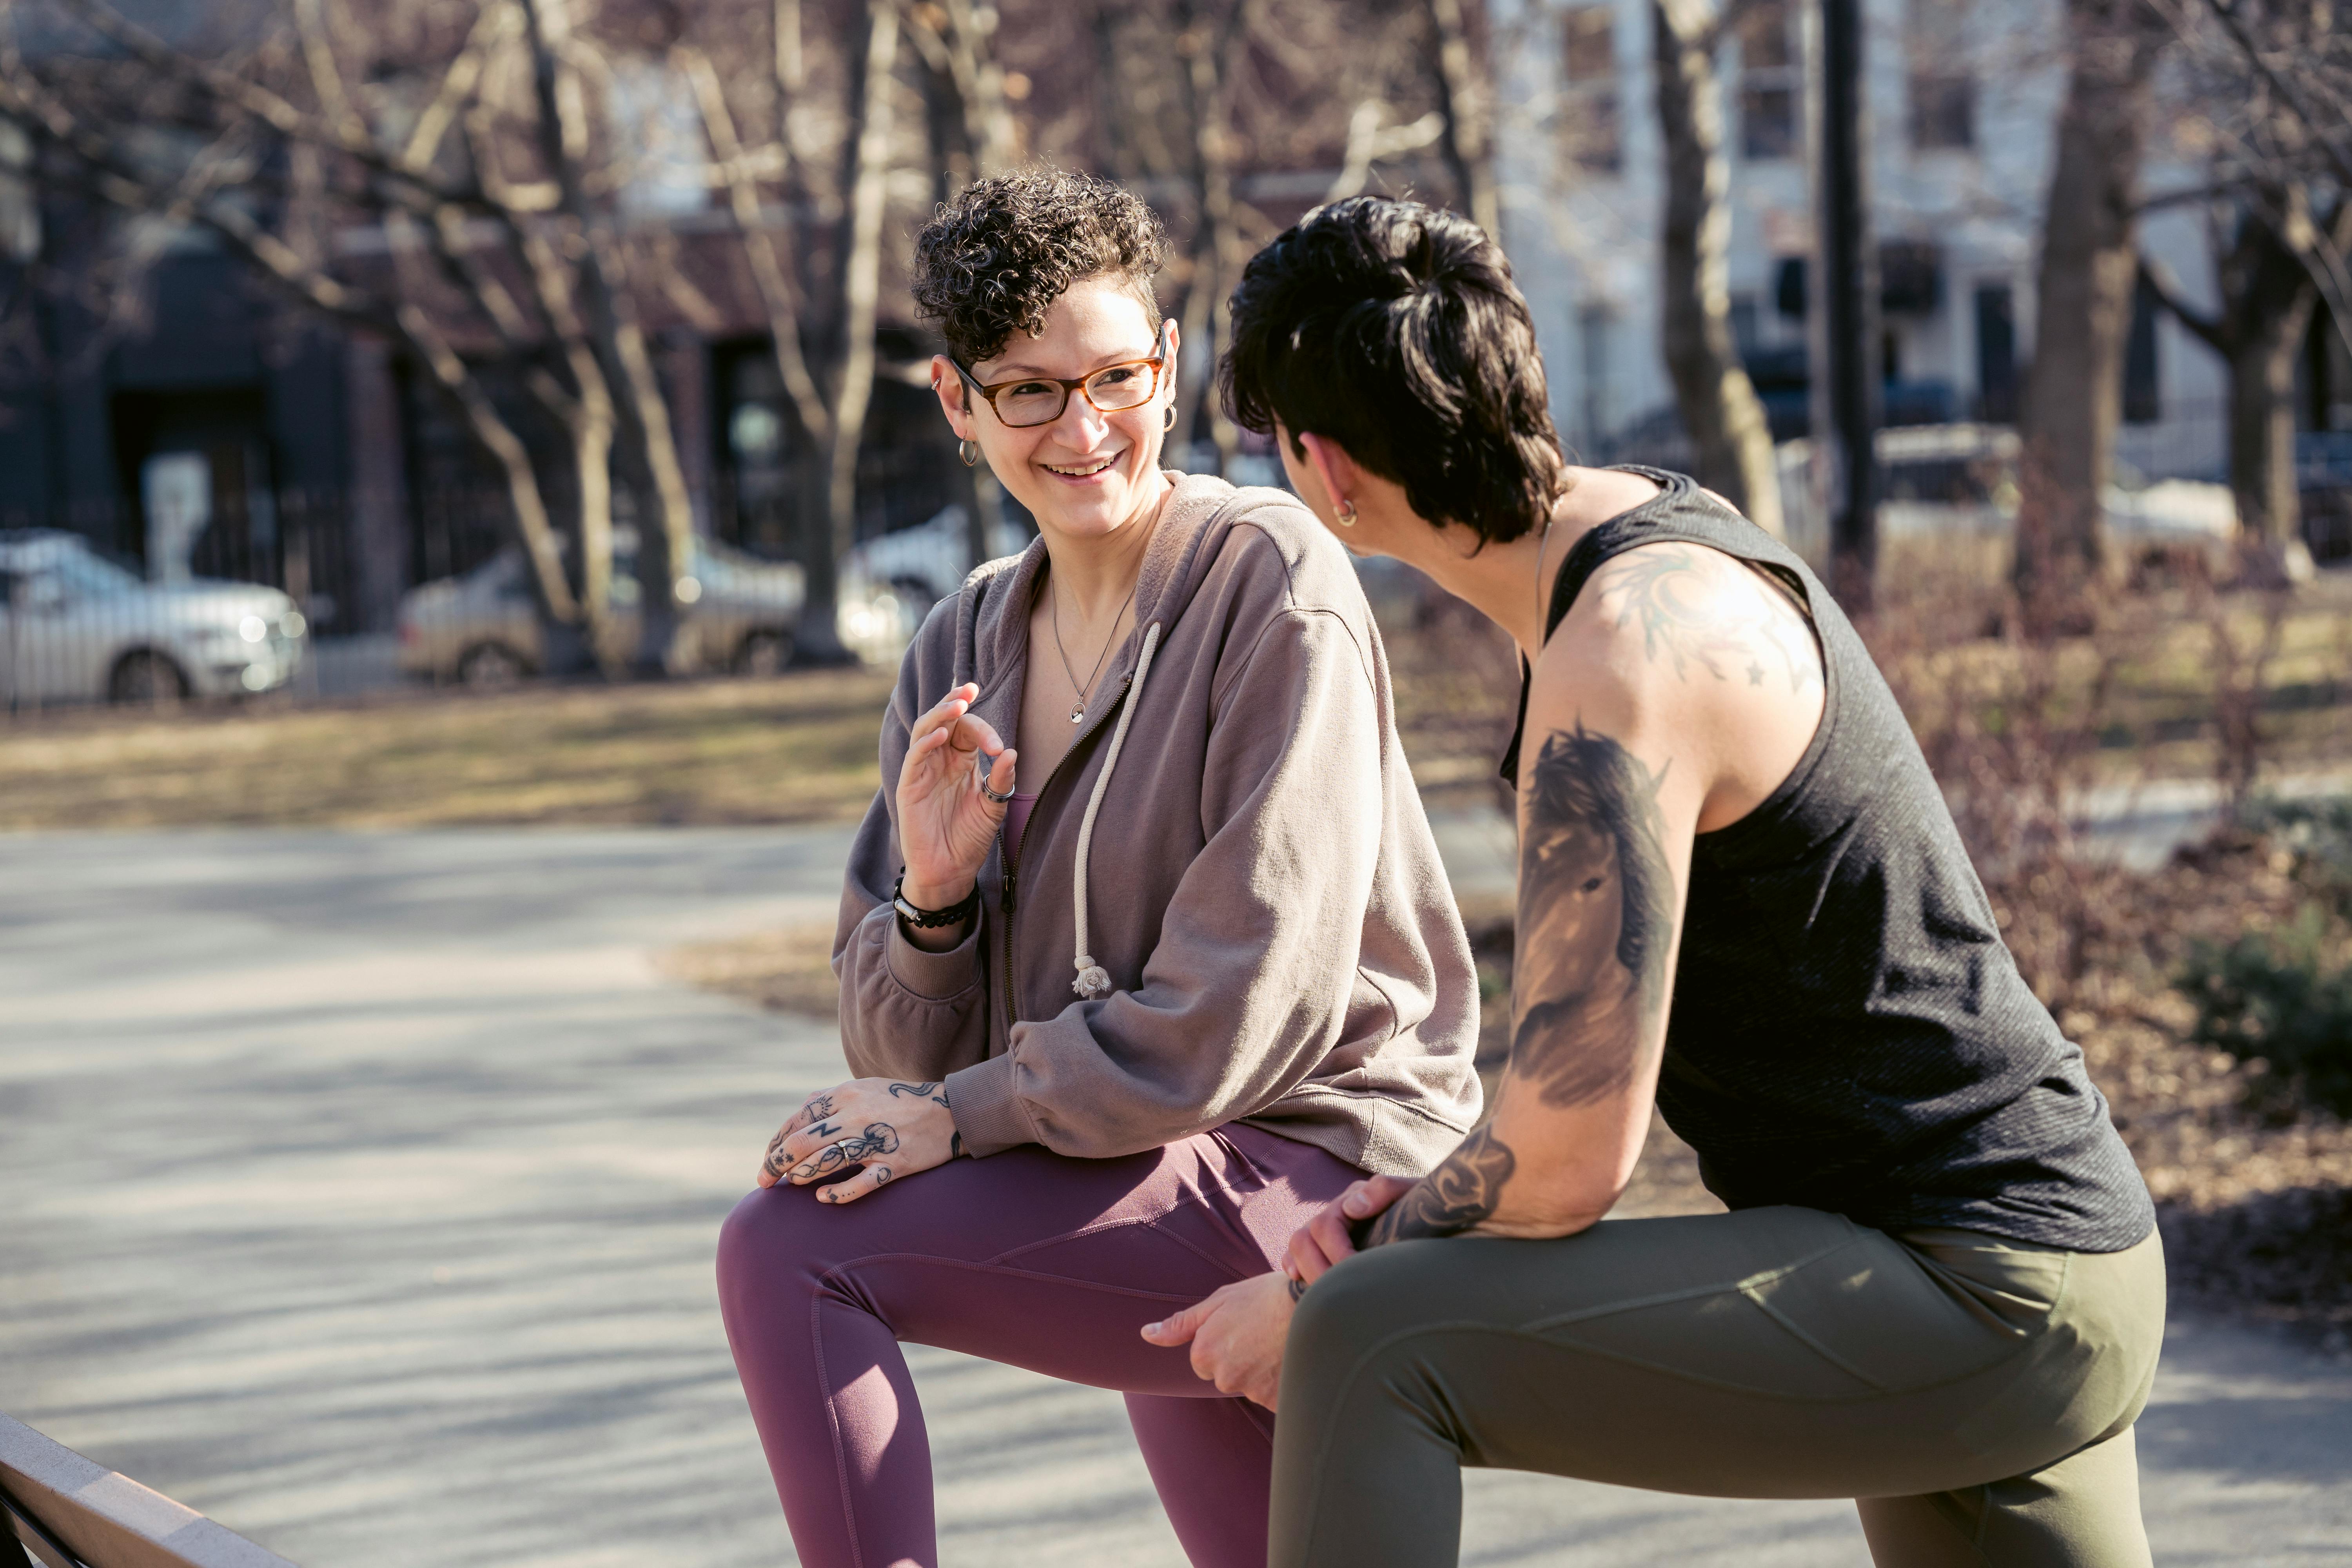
[716,1185,839,1312]
[1286,1241,1442,1365]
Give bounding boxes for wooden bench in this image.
[2,1417,295,1568]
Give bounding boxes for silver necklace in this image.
[1050,575,1138,725]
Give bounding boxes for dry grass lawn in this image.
[0,667,897,830]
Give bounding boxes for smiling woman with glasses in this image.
[714,169,1481,1568]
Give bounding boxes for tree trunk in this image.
[2016,0,2167,595]
[2141,188,2342,586]
[1425,0,1501,240]
[1651,0,1783,537]
[2228,319,2307,561]
[1174,0,1255,474]
[514,0,699,673]
[828,0,902,578]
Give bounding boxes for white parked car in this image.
[1779,424,2245,566]
[836,505,1033,665]
[0,528,307,706]
[395,534,808,684]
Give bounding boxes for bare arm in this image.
[1367,541,1824,1247]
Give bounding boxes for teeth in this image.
[1045,459,1114,477]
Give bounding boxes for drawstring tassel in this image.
[1071,621,1161,1001]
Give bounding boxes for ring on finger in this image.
[975,756,1014,804]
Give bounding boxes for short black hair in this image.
[909,169,1168,367]
[1221,197,1568,544]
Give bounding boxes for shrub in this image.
[2178,904,2352,1119]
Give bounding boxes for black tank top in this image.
[1501,468,2154,1251]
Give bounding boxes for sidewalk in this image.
[1,827,2346,1566]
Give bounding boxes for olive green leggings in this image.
[1271,1207,2165,1567]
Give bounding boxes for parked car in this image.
[395,534,807,684]
[0,528,307,706]
[835,505,1033,664]
[1778,424,2243,567]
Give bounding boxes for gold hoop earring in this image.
[1163,405,1177,432]
[958,437,981,468]
[1334,499,1358,528]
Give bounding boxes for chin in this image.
[1025,461,1152,538]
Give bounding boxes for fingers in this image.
[910,682,980,743]
[757,1122,798,1189]
[781,1121,900,1185]
[1343,1173,1418,1218]
[1290,1204,1355,1283]
[951,710,1006,759]
[979,744,1018,799]
[1140,1292,1220,1347]
[1287,1175,1417,1281]
[815,1163,896,1205]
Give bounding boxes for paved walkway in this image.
[2,828,2347,1566]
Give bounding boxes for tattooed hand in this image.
[757,1077,961,1204]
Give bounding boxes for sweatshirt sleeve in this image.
[946,604,1386,1158]
[832,637,993,1083]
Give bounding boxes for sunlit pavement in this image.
[2,827,2347,1567]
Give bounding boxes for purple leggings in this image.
[715,1123,1359,1568]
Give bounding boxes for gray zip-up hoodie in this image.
[832,473,1481,1176]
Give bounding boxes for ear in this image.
[1297,431,1364,514]
[932,356,976,441]
[1160,318,1182,406]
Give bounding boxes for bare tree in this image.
[2015,0,2171,595]
[2139,0,2352,582]
[0,0,599,633]
[2143,188,2350,576]
[1650,0,1782,537]
[1423,0,1499,240]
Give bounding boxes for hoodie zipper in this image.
[999,668,1136,1040]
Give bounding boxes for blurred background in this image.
[2,0,2350,1564]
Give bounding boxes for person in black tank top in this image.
[1142,198,2164,1568]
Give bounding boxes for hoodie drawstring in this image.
[1070,620,1162,1000]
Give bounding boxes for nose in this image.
[1051,389,1113,448]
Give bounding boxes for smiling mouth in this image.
[1042,457,1117,479]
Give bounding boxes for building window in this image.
[1906,0,1975,151]
[1975,283,2017,423]
[1559,5,1621,174]
[1579,301,1615,452]
[2123,275,2161,425]
[1738,0,1800,162]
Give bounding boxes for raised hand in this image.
[896,681,1016,911]
[757,1078,962,1205]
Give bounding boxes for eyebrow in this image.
[977,346,1158,380]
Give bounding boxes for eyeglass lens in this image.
[995,361,1160,428]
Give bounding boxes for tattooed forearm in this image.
[1364,1126,1517,1246]
[1512,726,1675,1110]
[1598,546,1820,694]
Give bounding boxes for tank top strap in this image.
[1501,466,1806,786]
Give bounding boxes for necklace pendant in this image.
[1069,703,1086,725]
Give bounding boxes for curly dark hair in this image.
[1221,197,1568,544]
[909,170,1169,367]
